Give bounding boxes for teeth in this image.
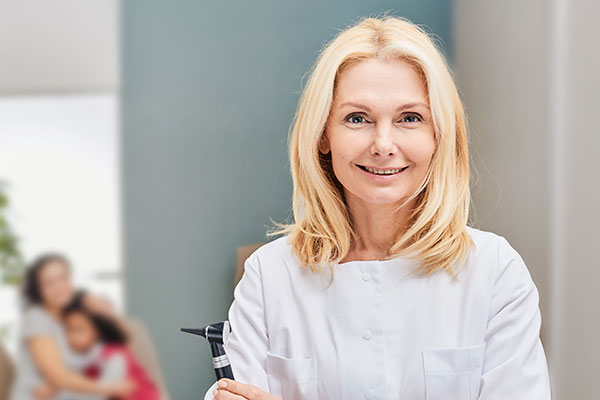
[364,166,404,175]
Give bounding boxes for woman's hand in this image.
[213,378,281,400]
[83,293,116,317]
[33,381,57,399]
[106,378,136,398]
[82,291,134,349]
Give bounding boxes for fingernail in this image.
[217,380,227,388]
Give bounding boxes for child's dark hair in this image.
[23,252,71,305]
[62,295,128,345]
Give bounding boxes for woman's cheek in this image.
[407,134,436,166]
[52,284,74,307]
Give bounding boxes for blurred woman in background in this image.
[10,253,133,400]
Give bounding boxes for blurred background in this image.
[0,0,598,399]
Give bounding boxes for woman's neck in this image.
[343,194,414,262]
[44,304,63,320]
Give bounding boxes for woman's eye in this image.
[399,114,422,124]
[344,113,422,125]
[346,114,368,124]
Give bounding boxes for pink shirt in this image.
[85,344,160,400]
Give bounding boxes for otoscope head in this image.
[180,321,231,344]
[180,328,206,337]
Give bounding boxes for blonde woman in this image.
[207,15,551,400]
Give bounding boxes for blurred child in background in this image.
[35,298,159,400]
[63,300,160,400]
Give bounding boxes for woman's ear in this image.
[318,133,331,154]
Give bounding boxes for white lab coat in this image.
[204,226,551,399]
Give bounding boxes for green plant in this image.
[0,324,10,342]
[0,181,24,285]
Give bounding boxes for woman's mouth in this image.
[355,163,409,182]
[356,164,409,176]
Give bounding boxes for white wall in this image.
[0,94,122,355]
[552,1,600,397]
[453,0,552,344]
[454,0,600,398]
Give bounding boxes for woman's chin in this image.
[50,295,75,309]
[358,194,411,207]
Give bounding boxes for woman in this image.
[10,253,134,400]
[209,15,551,400]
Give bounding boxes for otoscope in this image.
[181,321,235,381]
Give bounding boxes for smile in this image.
[356,164,409,175]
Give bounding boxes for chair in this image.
[0,341,14,400]
[125,318,172,400]
[235,243,265,284]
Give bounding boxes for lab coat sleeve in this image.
[478,236,551,399]
[203,253,270,400]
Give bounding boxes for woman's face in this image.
[64,312,98,353]
[321,57,436,208]
[38,261,75,309]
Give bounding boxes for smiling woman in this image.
[268,16,474,280]
[208,15,551,400]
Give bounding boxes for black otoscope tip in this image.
[180,327,207,338]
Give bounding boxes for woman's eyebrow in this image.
[339,101,429,112]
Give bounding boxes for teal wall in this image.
[121,1,452,398]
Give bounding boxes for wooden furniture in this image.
[0,341,14,400]
[125,318,172,400]
[235,243,265,285]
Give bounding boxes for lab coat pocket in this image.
[422,342,486,400]
[266,350,318,400]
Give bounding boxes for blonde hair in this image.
[267,14,474,279]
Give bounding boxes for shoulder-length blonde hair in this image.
[267,15,474,279]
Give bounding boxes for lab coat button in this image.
[363,330,373,340]
[362,272,372,281]
[364,389,375,398]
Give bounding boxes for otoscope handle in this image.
[215,364,235,380]
[211,341,235,380]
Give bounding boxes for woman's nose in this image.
[370,122,398,157]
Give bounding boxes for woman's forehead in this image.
[65,312,89,324]
[40,261,68,275]
[334,58,428,108]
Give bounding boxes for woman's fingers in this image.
[84,293,115,316]
[214,379,280,400]
[215,378,257,400]
[110,378,136,397]
[216,379,257,399]
[213,387,246,399]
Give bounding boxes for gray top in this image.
[10,305,104,400]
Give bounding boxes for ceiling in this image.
[0,0,118,94]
